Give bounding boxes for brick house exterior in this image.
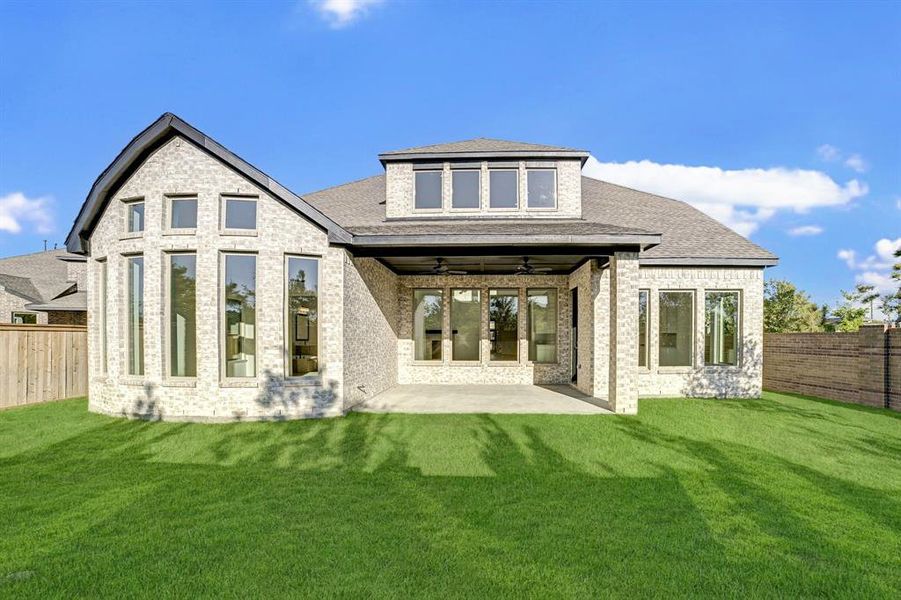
[0,250,87,326]
[66,114,777,421]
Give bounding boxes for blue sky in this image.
[1,0,899,307]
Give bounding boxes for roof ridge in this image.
[301,173,384,198]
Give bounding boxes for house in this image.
[66,113,776,421]
[0,249,87,325]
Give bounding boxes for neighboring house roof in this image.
[302,174,777,265]
[0,249,87,311]
[379,137,590,165]
[65,112,352,254]
[26,290,88,312]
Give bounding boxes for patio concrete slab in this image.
[355,384,613,414]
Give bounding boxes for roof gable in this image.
[66,113,352,253]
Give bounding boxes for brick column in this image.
[858,324,889,409]
[608,251,639,414]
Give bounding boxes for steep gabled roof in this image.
[379,137,590,165]
[66,113,352,253]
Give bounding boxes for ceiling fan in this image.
[515,257,553,275]
[421,258,467,276]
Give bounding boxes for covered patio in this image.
[355,384,613,414]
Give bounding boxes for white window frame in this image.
[526,169,558,210]
[487,169,519,211]
[11,311,38,325]
[220,195,258,232]
[413,170,444,212]
[527,287,559,364]
[450,288,482,363]
[220,251,258,381]
[166,195,199,232]
[122,197,145,235]
[704,290,742,368]
[450,169,481,212]
[284,253,322,380]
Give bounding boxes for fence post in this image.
[858,323,888,409]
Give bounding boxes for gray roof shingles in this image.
[0,249,87,309]
[302,174,776,262]
[380,137,585,157]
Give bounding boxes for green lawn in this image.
[0,392,899,598]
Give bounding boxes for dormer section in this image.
[380,138,589,219]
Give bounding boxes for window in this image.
[638,290,649,367]
[489,170,518,209]
[287,256,319,377]
[170,197,198,229]
[527,288,557,363]
[527,170,556,208]
[11,312,37,324]
[126,201,145,233]
[413,289,442,360]
[705,292,739,366]
[127,256,144,376]
[451,289,481,361]
[223,197,257,230]
[414,171,442,210]
[223,254,256,378]
[490,289,518,361]
[452,170,480,209]
[99,260,108,374]
[169,254,197,377]
[658,291,693,367]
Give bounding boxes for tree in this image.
[763,279,824,333]
[853,284,879,322]
[832,289,867,332]
[881,291,901,324]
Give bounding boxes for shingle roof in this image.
[0,273,42,303]
[0,249,87,309]
[381,138,585,156]
[302,174,776,263]
[26,290,87,311]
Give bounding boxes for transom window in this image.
[170,197,198,229]
[223,197,257,230]
[223,253,257,378]
[527,169,556,209]
[286,256,319,377]
[451,170,480,209]
[413,289,443,360]
[414,171,442,210]
[490,289,518,361]
[527,288,557,363]
[489,170,518,209]
[705,291,739,366]
[659,291,693,367]
[11,312,37,324]
[126,200,145,233]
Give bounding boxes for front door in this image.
[570,287,578,384]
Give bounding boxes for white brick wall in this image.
[0,290,47,324]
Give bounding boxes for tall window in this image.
[287,256,319,377]
[170,197,198,229]
[527,170,556,208]
[452,170,480,209]
[11,312,37,324]
[705,292,739,366]
[414,171,442,210]
[169,254,197,377]
[126,201,145,233]
[489,170,518,209]
[451,289,481,361]
[659,291,693,367]
[223,254,256,378]
[223,197,257,230]
[413,289,442,360]
[99,260,108,374]
[638,290,649,367]
[490,289,518,361]
[528,288,557,363]
[127,256,144,375]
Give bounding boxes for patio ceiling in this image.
[359,248,617,275]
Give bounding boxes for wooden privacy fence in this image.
[0,323,88,409]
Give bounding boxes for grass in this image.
[0,392,899,598]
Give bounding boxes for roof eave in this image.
[350,232,661,249]
[639,257,779,267]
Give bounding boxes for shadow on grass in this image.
[0,397,899,598]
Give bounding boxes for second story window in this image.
[489,170,518,209]
[527,169,556,209]
[451,170,480,209]
[414,171,442,210]
[170,197,198,229]
[223,197,257,230]
[126,200,145,233]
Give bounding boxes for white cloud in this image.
[788,225,824,236]
[816,144,841,162]
[582,156,867,237]
[308,0,383,28]
[0,192,54,235]
[844,153,868,173]
[837,237,901,294]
